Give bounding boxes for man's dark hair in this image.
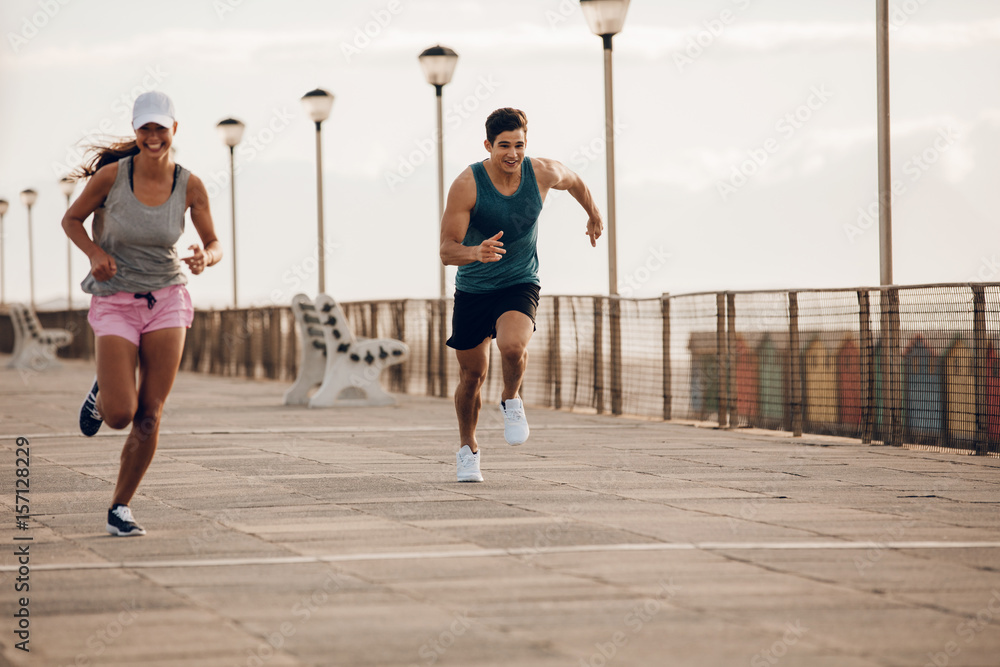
[485,108,528,145]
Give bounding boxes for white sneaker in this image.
[500,398,529,445]
[456,445,483,482]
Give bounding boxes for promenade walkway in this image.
[1,357,999,666]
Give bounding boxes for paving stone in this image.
[2,357,999,666]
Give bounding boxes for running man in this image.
[440,107,603,482]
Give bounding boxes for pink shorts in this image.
[88,284,194,346]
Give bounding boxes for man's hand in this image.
[586,216,603,247]
[475,231,505,263]
[88,249,117,282]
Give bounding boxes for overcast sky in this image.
[1,0,999,309]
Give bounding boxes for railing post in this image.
[593,296,604,414]
[609,297,623,415]
[882,287,903,446]
[369,303,379,338]
[716,292,728,428]
[437,298,448,398]
[972,284,989,455]
[551,296,562,410]
[425,300,435,397]
[727,291,737,429]
[391,300,407,394]
[788,291,802,437]
[244,309,256,378]
[661,294,672,421]
[858,290,874,444]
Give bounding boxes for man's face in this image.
[486,129,526,174]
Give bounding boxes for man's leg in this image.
[495,310,534,446]
[495,310,534,402]
[454,337,491,454]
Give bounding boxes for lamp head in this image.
[216,118,246,148]
[301,89,334,124]
[59,177,76,198]
[580,0,631,37]
[419,45,459,87]
[20,189,37,207]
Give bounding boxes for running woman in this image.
[440,108,603,482]
[61,91,223,536]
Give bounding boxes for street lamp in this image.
[59,177,76,310]
[419,45,459,299]
[216,118,245,307]
[20,189,37,309]
[0,198,8,305]
[300,88,334,296]
[581,0,629,296]
[581,0,630,416]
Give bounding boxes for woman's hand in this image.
[182,245,210,275]
[88,249,117,282]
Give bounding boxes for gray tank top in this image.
[81,155,191,296]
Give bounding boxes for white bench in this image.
[6,303,73,371]
[283,294,328,405]
[283,293,409,407]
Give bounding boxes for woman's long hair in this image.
[71,138,140,180]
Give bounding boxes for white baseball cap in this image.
[132,91,176,131]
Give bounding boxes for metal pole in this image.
[66,194,72,310]
[314,121,326,295]
[435,84,446,299]
[876,0,893,286]
[602,34,618,297]
[229,145,238,307]
[27,205,35,310]
[602,33,622,415]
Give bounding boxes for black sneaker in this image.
[107,504,146,537]
[79,378,103,437]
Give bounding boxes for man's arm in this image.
[534,157,603,247]
[440,167,506,266]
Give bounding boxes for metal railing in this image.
[4,282,998,456]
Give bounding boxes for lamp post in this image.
[419,45,459,300]
[0,198,7,305]
[301,89,334,295]
[581,0,630,416]
[59,177,76,310]
[216,118,245,307]
[876,0,892,286]
[20,189,37,309]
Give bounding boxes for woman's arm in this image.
[61,163,118,282]
[183,174,222,275]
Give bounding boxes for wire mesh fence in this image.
[6,283,998,456]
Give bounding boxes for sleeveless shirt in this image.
[81,155,191,296]
[456,156,543,294]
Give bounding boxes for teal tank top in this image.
[455,157,543,294]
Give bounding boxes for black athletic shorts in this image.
[446,282,540,351]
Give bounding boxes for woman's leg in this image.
[94,335,140,429]
[110,327,186,507]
